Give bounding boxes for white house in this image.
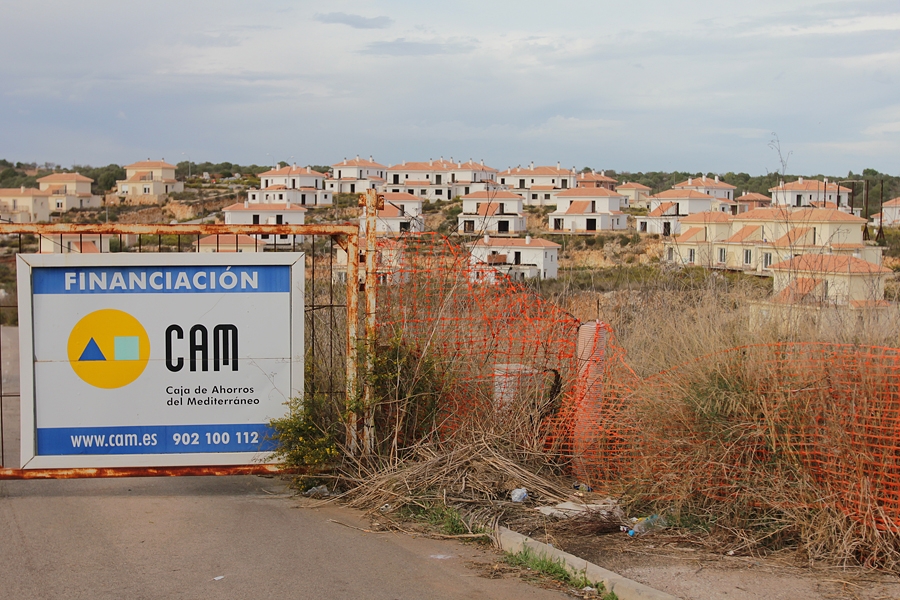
[872,197,900,227]
[382,158,498,201]
[616,182,652,208]
[117,160,184,200]
[360,192,425,235]
[636,189,718,236]
[252,165,331,206]
[547,188,627,233]
[457,190,527,235]
[497,163,577,206]
[576,170,617,191]
[326,156,387,194]
[769,178,852,209]
[673,175,736,200]
[36,172,102,212]
[333,237,406,286]
[468,235,561,281]
[223,201,306,246]
[0,186,51,222]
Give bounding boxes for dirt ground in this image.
[508,511,900,600]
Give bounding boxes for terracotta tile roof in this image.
[375,204,407,218]
[382,192,420,201]
[733,207,865,223]
[262,165,327,177]
[769,179,851,193]
[331,158,385,169]
[388,160,455,172]
[565,200,592,215]
[673,176,736,189]
[557,187,624,198]
[0,187,49,197]
[737,192,771,202]
[773,227,811,247]
[882,197,900,207]
[125,171,153,182]
[37,172,93,183]
[477,203,500,216]
[499,166,574,176]
[769,254,891,274]
[126,160,176,170]
[647,201,677,217]
[773,278,821,304]
[680,211,732,224]
[726,225,760,243]
[223,203,306,211]
[263,184,287,190]
[676,227,704,243]
[577,172,617,184]
[616,182,651,191]
[809,201,838,209]
[651,189,715,200]
[72,241,100,253]
[453,160,498,173]
[470,237,560,249]
[462,190,523,200]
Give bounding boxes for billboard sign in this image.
[16,252,304,469]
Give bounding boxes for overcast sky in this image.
[3,0,899,175]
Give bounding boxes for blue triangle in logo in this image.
[79,338,106,361]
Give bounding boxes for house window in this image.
[718,248,726,263]
[399,221,410,232]
[500,178,505,184]
[435,189,442,195]
[463,220,475,233]
[544,194,550,200]
[435,174,441,184]
[639,222,647,233]
[425,174,430,179]
[420,189,427,196]
[301,194,306,205]
[531,194,537,200]
[464,187,470,195]
[763,252,773,268]
[743,249,752,264]
[57,201,63,209]
[252,215,260,225]
[688,248,696,264]
[518,179,525,189]
[393,174,399,184]
[498,221,510,233]
[586,218,597,231]
[143,186,150,194]
[667,247,674,261]
[553,218,563,230]
[278,193,283,200]
[561,180,568,189]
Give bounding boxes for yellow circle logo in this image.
[67,309,150,389]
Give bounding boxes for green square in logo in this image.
[114,336,140,361]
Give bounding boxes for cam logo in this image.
[67,309,150,389]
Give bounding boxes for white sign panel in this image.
[17,252,304,469]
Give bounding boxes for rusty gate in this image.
[0,210,380,479]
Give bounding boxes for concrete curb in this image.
[497,526,680,600]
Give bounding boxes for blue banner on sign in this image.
[33,265,290,294]
[37,424,277,455]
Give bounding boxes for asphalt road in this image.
[0,475,567,600]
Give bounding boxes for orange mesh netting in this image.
[371,233,900,530]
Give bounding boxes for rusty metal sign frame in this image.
[0,221,374,479]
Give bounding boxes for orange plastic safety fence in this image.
[372,233,580,449]
[553,323,900,531]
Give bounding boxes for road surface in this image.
[1,475,567,599]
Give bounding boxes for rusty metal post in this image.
[345,232,360,455]
[362,189,380,455]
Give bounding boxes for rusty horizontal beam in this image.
[0,223,358,237]
[0,464,288,480]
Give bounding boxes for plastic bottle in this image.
[627,514,664,536]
